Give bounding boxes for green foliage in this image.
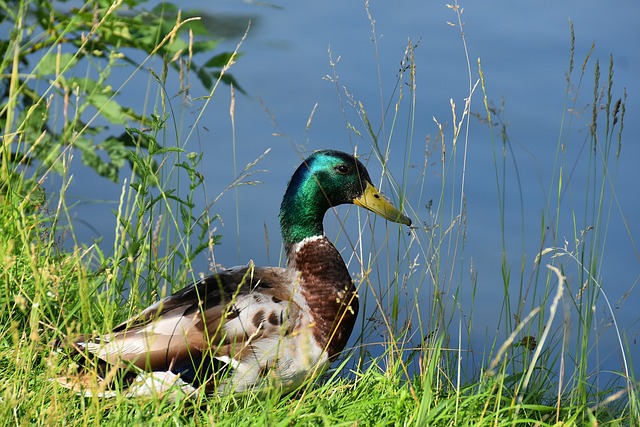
[0,0,241,182]
[93,114,223,321]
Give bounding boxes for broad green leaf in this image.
[36,52,78,76]
[197,68,213,90]
[203,52,240,69]
[191,39,221,54]
[87,93,128,125]
[73,136,119,181]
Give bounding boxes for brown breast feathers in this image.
[292,236,358,360]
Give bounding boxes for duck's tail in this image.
[52,334,198,400]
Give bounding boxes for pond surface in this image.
[57,0,640,384]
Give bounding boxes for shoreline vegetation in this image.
[0,1,636,425]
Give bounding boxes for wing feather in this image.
[69,265,300,384]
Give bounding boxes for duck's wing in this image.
[65,265,299,391]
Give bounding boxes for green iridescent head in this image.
[279,150,411,250]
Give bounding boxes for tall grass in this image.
[0,1,637,426]
[328,1,637,424]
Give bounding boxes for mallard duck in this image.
[57,149,411,398]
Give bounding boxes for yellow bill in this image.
[353,182,411,226]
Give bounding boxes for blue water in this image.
[52,0,640,388]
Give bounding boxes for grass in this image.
[1,1,638,426]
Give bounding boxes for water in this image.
[52,0,640,385]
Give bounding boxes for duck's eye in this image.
[335,164,350,175]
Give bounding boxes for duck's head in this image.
[280,150,411,248]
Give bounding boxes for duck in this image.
[56,149,411,398]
